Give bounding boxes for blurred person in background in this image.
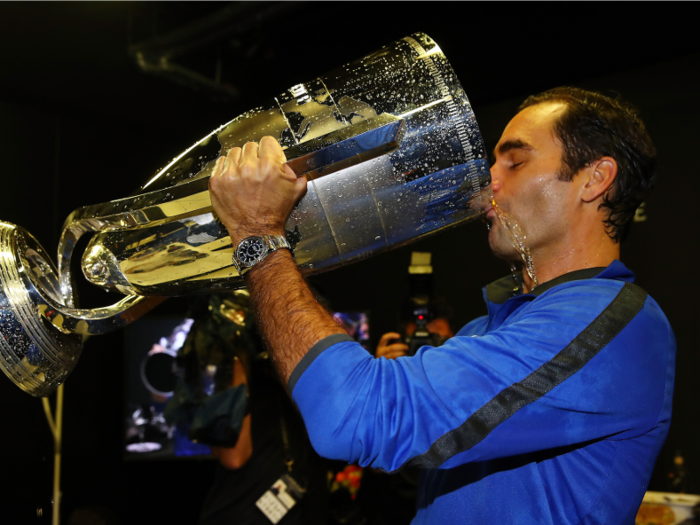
[165,291,328,525]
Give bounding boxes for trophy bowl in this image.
[0,33,491,396]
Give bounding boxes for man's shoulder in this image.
[456,315,488,337]
[537,276,664,315]
[530,277,674,345]
[530,275,644,312]
[503,277,631,323]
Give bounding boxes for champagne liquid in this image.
[492,200,539,288]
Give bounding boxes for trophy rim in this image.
[0,221,83,397]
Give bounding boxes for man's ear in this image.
[581,156,617,203]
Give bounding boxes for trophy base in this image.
[0,222,82,397]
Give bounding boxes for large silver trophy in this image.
[0,33,491,397]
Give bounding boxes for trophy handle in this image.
[56,114,406,303]
[39,294,167,336]
[0,222,170,396]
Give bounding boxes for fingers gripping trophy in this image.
[0,33,491,397]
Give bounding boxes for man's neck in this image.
[521,234,620,294]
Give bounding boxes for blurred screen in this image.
[123,311,370,460]
[123,316,211,460]
[332,312,370,349]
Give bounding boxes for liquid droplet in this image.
[492,200,539,288]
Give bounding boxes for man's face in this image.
[486,102,581,262]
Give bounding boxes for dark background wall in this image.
[0,3,698,523]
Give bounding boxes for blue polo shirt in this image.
[289,261,676,524]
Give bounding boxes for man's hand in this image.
[209,136,308,245]
[376,332,409,360]
[207,136,345,385]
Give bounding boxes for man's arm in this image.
[288,281,671,471]
[247,250,346,382]
[208,137,346,383]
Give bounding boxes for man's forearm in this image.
[208,136,346,383]
[245,248,346,384]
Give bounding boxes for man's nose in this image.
[489,161,502,192]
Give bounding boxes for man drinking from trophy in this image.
[208,86,675,524]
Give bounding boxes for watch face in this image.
[236,237,267,267]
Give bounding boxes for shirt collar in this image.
[484,259,635,305]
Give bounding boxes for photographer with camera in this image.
[376,253,454,362]
[363,253,454,525]
[375,318,454,361]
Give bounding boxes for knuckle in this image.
[259,157,278,173]
[239,162,256,177]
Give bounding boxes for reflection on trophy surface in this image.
[0,32,491,397]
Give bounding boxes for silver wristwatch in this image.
[232,234,292,276]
